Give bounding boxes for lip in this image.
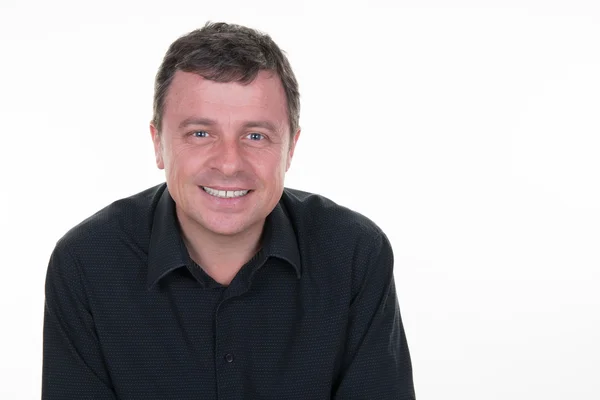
[200,185,251,191]
[198,186,253,207]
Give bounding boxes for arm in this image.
[333,233,415,399]
[42,243,117,399]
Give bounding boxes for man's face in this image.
[151,70,300,237]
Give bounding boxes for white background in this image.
[1,0,599,398]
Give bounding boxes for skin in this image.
[150,70,300,285]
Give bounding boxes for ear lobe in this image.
[150,124,165,170]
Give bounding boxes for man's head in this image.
[150,22,301,238]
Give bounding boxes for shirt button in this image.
[224,353,234,363]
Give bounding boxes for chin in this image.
[199,215,257,237]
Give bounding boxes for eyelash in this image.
[190,131,266,141]
[247,133,265,141]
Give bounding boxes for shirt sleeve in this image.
[42,243,117,399]
[332,233,416,399]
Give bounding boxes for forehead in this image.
[163,70,288,129]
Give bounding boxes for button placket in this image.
[215,295,242,399]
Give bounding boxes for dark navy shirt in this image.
[42,183,415,399]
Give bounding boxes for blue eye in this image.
[248,133,264,141]
[193,131,209,138]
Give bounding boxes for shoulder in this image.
[281,187,385,241]
[52,183,166,261]
[281,188,393,300]
[282,188,391,274]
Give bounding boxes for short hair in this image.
[152,22,300,138]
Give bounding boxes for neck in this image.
[176,208,264,285]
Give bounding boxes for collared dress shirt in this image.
[42,183,415,399]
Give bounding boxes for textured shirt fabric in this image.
[42,183,415,399]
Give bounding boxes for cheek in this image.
[164,145,204,180]
[165,151,200,190]
[258,150,289,190]
[253,148,286,173]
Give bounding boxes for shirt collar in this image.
[147,185,301,289]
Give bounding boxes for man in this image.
[42,22,415,399]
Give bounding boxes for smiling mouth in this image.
[201,186,252,199]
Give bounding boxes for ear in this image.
[150,123,165,170]
[286,129,301,171]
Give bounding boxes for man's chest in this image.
[91,263,351,399]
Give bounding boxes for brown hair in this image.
[152,22,300,138]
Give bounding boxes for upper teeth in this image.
[203,187,250,198]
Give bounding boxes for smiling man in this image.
[42,22,415,399]
[152,67,298,286]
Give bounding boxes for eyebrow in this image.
[178,117,279,133]
[241,120,278,133]
[178,117,218,129]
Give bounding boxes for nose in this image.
[211,137,244,177]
